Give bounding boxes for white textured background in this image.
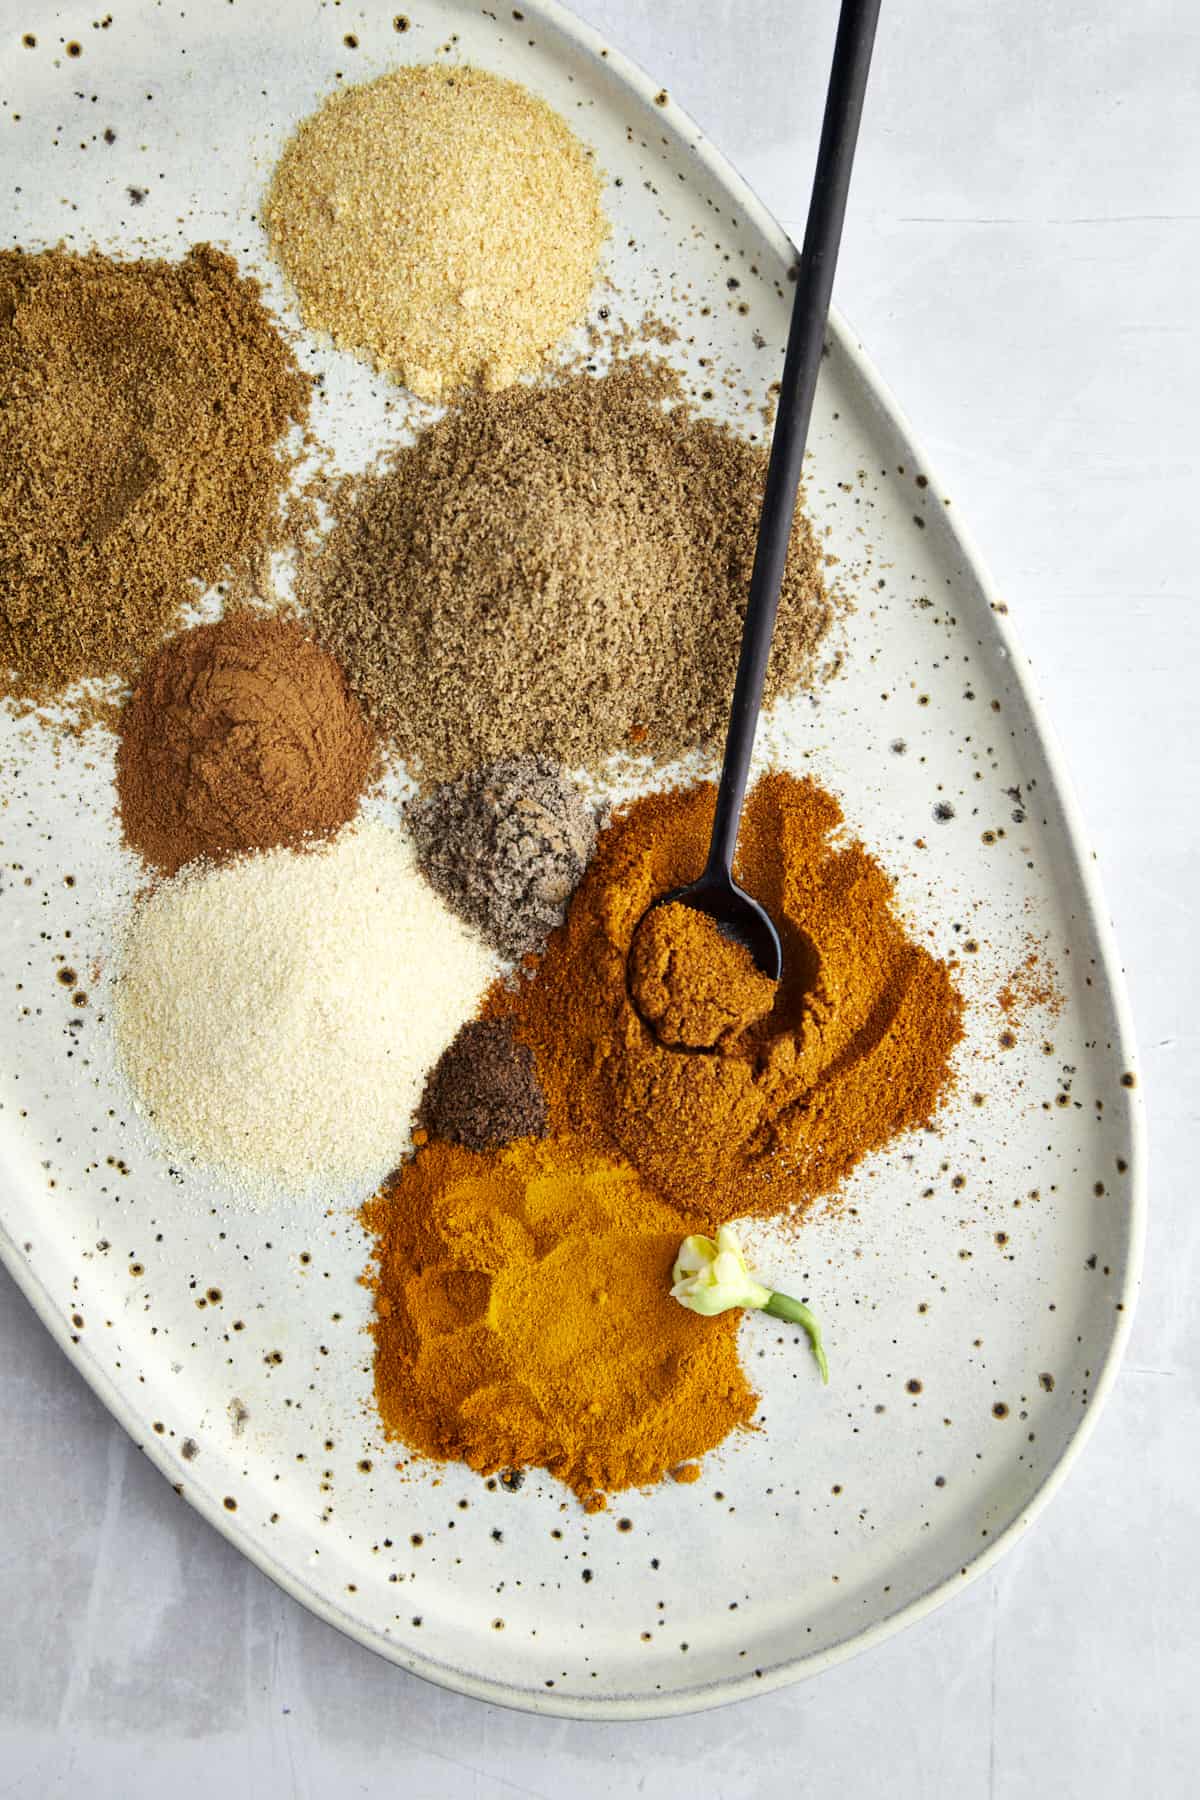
[2,0,1197,1793]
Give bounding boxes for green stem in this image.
[762,1290,829,1385]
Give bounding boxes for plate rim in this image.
[0,0,1147,1721]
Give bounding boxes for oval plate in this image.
[0,0,1144,1718]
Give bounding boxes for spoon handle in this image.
[704,0,881,881]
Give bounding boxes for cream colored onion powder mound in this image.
[113,820,497,1200]
[263,63,608,401]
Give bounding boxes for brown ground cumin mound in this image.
[0,243,310,711]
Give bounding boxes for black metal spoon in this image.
[640,0,881,979]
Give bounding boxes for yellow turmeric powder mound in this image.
[362,1136,758,1510]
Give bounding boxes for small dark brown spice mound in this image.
[409,755,597,962]
[421,1018,548,1151]
[0,243,309,706]
[116,613,376,875]
[305,362,833,778]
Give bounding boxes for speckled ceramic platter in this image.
[0,0,1145,1719]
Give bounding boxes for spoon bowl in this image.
[646,876,783,981]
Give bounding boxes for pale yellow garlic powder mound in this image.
[264,64,608,400]
[113,820,497,1202]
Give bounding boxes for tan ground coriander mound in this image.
[304,363,834,778]
[490,772,965,1225]
[264,64,607,400]
[116,613,377,876]
[0,244,310,706]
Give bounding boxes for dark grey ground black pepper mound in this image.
[420,1018,548,1151]
[409,755,597,962]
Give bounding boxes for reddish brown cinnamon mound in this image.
[116,613,376,876]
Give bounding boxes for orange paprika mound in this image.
[493,770,965,1223]
[363,1135,757,1510]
